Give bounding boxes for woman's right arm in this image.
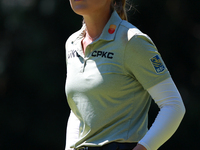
[65,110,80,150]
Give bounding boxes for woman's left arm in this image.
[134,77,186,150]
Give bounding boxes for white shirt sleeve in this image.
[138,77,186,150]
[65,110,80,150]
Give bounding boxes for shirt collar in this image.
[98,11,122,41]
[73,11,123,44]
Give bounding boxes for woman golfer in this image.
[65,0,186,150]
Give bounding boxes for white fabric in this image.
[65,110,80,150]
[139,77,186,150]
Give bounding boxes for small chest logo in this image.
[150,55,166,74]
[108,25,116,34]
[68,50,80,59]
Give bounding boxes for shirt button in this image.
[80,66,84,73]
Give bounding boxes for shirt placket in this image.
[80,58,86,73]
[81,44,93,73]
[73,33,97,73]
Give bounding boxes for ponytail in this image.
[111,0,128,21]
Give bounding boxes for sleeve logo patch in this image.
[150,55,166,74]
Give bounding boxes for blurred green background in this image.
[0,0,199,149]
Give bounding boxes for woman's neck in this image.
[81,8,112,54]
[83,9,111,40]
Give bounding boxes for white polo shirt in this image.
[65,11,170,148]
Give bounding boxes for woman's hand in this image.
[132,144,147,150]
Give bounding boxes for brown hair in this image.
[111,0,128,21]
